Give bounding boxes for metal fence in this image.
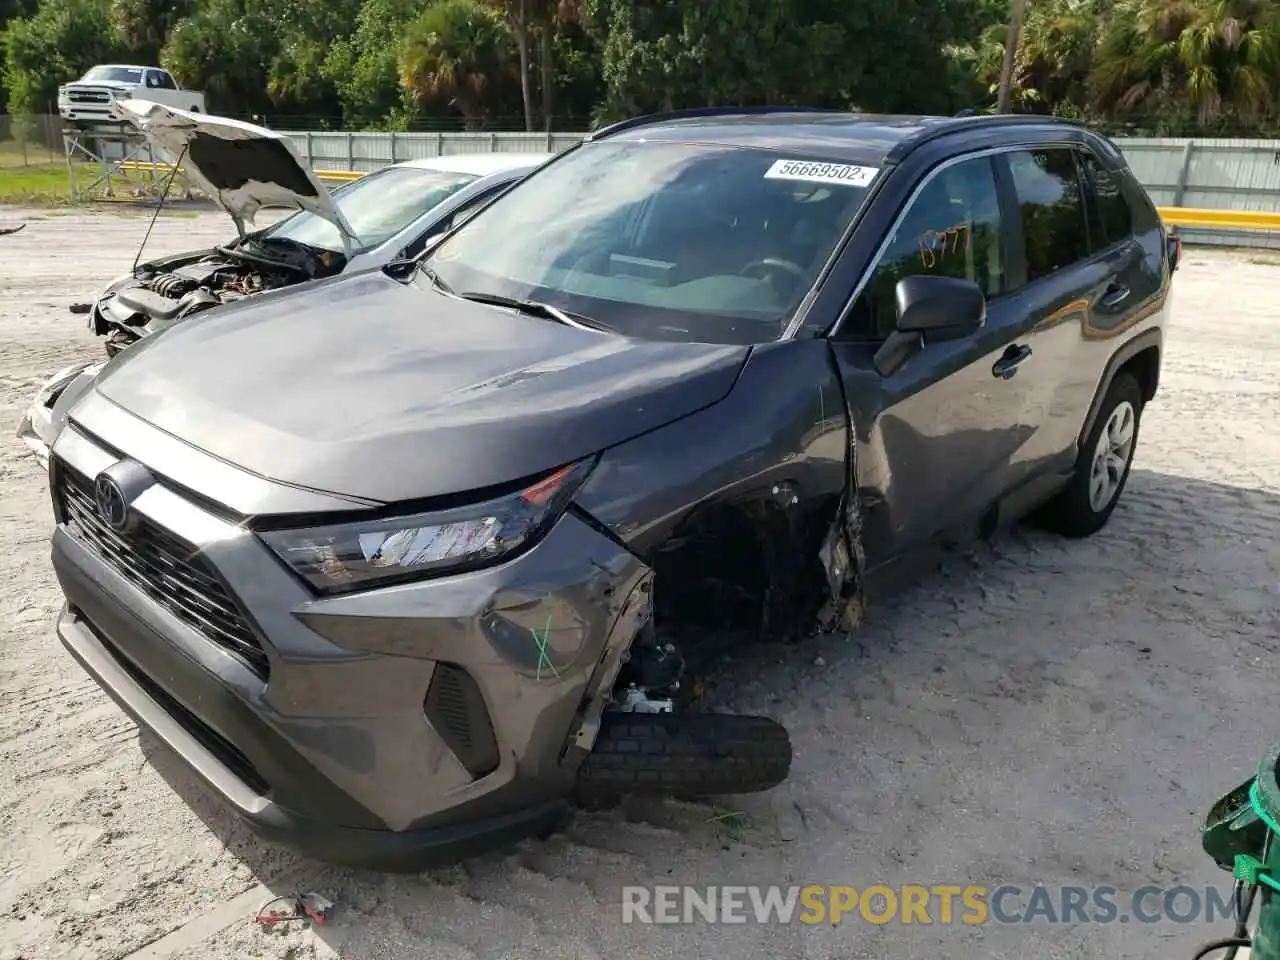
[1118,137,1280,249]
[6,112,1280,247]
[284,129,585,171]
[0,113,61,166]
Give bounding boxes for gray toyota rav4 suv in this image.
[44,108,1175,870]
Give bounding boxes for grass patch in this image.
[706,806,755,845]
[0,139,61,169]
[0,162,78,204]
[0,158,198,207]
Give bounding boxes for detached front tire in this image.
[576,712,792,800]
[1038,372,1144,538]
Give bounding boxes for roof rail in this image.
[588,105,847,141]
[885,113,1087,162]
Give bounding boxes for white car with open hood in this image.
[17,100,551,466]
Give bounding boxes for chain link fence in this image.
[0,114,61,166]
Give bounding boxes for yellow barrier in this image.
[115,160,365,183]
[1157,207,1280,231]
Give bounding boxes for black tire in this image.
[1037,372,1144,538]
[575,712,792,798]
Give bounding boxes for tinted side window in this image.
[845,156,1007,340]
[1081,153,1133,247]
[1007,149,1089,282]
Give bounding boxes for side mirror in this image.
[872,275,987,377]
[894,274,986,343]
[1166,232,1181,272]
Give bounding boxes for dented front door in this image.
[827,152,1042,568]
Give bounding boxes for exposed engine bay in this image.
[93,241,344,354]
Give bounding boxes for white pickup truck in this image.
[57,65,206,127]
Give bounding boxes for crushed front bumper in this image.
[48,423,652,869]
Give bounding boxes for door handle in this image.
[992,344,1032,379]
[1100,282,1131,308]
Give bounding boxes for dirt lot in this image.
[0,206,1277,960]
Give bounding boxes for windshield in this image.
[264,166,481,254]
[420,141,877,344]
[83,66,145,84]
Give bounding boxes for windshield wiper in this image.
[417,262,455,293]
[456,291,611,332]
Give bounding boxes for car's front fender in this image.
[15,360,106,469]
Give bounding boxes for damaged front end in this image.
[90,246,332,355]
[83,100,356,355]
[16,360,104,469]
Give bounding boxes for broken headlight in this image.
[260,460,593,594]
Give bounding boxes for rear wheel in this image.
[1037,372,1143,537]
[575,711,792,799]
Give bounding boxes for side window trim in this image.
[991,152,1029,292]
[1070,149,1097,255]
[831,144,1021,340]
[1076,146,1136,256]
[450,182,509,228]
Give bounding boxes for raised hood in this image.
[88,272,750,505]
[117,100,358,247]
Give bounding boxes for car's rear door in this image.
[991,144,1162,480]
[827,150,1043,568]
[1065,146,1166,446]
[983,145,1104,488]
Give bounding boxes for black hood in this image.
[91,272,749,505]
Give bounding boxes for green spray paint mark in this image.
[531,615,559,681]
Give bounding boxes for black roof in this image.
[589,107,1088,166]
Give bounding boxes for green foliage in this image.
[400,0,516,127]
[581,0,980,123]
[5,0,1280,134]
[320,0,423,127]
[160,0,279,113]
[2,0,126,112]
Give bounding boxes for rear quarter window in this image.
[1081,153,1133,247]
[1006,148,1090,282]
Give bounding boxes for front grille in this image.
[55,460,269,678]
[425,663,499,777]
[69,90,110,104]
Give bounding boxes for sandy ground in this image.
[0,205,1277,960]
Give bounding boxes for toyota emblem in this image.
[91,460,157,533]
[94,473,130,532]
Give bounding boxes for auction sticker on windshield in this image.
[764,159,879,188]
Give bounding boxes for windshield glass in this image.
[83,66,145,83]
[265,166,481,254]
[420,141,877,344]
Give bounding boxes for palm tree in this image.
[536,0,578,132]
[970,0,1107,114]
[1016,0,1107,113]
[1091,0,1280,126]
[483,0,536,131]
[997,0,1027,112]
[399,0,516,129]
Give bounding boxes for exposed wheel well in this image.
[647,492,840,658]
[1118,344,1160,402]
[650,504,768,645]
